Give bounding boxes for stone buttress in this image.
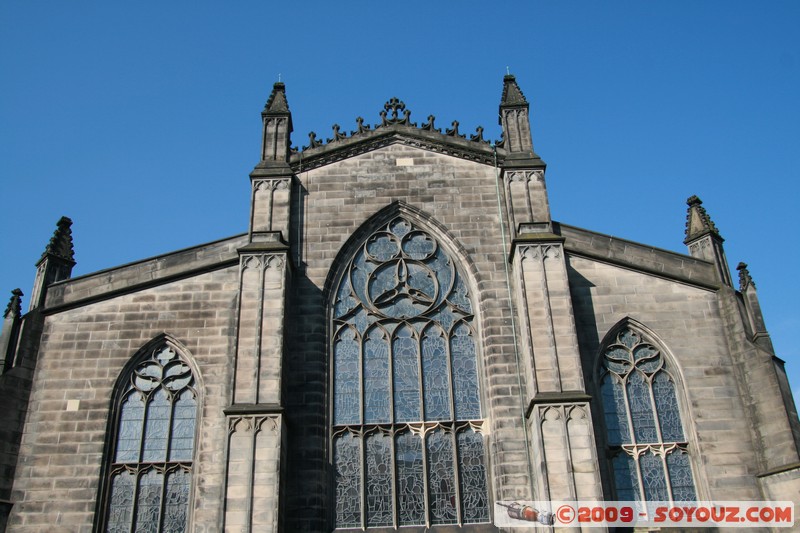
[500,76,606,516]
[223,82,293,533]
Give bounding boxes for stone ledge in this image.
[526,392,593,418]
[43,234,248,312]
[556,222,720,290]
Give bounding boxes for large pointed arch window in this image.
[599,326,696,503]
[331,216,490,529]
[100,341,198,532]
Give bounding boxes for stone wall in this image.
[567,254,764,501]
[7,267,239,531]
[284,143,533,530]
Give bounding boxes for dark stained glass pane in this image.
[334,433,362,528]
[392,326,420,423]
[604,346,632,375]
[612,452,640,501]
[639,452,668,502]
[334,328,360,425]
[422,328,451,421]
[134,469,163,533]
[601,375,630,445]
[653,372,684,442]
[426,429,457,525]
[457,429,489,523]
[332,218,489,527]
[107,470,135,533]
[365,432,393,526]
[364,328,390,424]
[106,344,197,533]
[142,389,171,462]
[666,451,696,502]
[447,274,472,314]
[162,470,191,533]
[169,390,196,461]
[633,344,660,374]
[627,371,657,444]
[451,323,480,420]
[366,232,401,262]
[116,393,145,463]
[395,431,425,525]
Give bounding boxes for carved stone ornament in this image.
[294,97,493,161]
[736,262,755,290]
[3,288,23,319]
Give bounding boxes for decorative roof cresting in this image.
[297,97,490,153]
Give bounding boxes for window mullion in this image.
[130,467,142,532]
[388,325,395,426]
[157,466,168,532]
[632,447,647,503]
[647,371,664,444]
[416,329,425,421]
[620,371,636,446]
[661,446,675,504]
[359,430,366,530]
[359,335,365,426]
[445,326,456,423]
[451,426,463,526]
[390,428,398,530]
[421,427,431,529]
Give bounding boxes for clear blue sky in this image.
[2,2,798,391]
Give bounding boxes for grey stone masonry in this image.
[7,266,240,531]
[3,75,800,532]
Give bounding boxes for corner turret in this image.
[29,217,75,310]
[684,196,732,286]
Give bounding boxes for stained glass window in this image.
[332,217,489,528]
[103,343,198,532]
[599,327,697,503]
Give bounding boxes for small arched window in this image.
[599,326,696,502]
[331,216,489,529]
[100,341,198,532]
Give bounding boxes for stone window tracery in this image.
[331,217,489,529]
[599,327,696,502]
[101,343,198,533]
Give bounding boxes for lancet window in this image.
[331,217,490,529]
[101,342,198,533]
[599,326,696,502]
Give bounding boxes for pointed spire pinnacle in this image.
[258,82,293,164]
[39,216,75,265]
[684,195,722,244]
[500,74,529,107]
[736,262,755,291]
[3,289,22,319]
[264,82,290,114]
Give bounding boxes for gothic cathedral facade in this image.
[1,76,798,531]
